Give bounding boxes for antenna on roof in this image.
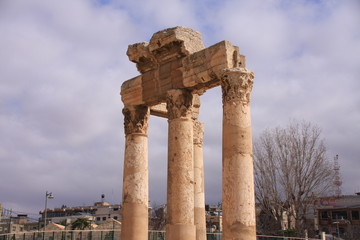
[333,154,342,197]
[101,194,105,202]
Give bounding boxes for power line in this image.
[1,206,41,221]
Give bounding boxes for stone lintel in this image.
[121,40,246,106]
[149,26,204,64]
[150,103,168,118]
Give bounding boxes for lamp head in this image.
[47,192,54,199]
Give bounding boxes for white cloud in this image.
[0,0,359,215]
[112,0,201,31]
[0,0,137,212]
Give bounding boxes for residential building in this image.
[40,201,122,225]
[0,220,24,234]
[314,193,360,239]
[206,205,222,233]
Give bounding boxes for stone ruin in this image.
[120,26,256,240]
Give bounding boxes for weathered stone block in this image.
[127,26,204,74]
[121,40,246,106]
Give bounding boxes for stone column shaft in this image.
[166,89,196,240]
[121,105,149,240]
[221,68,256,240]
[194,121,206,240]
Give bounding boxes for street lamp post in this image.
[333,215,340,238]
[43,191,54,232]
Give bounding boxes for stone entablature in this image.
[122,39,246,106]
[120,26,256,240]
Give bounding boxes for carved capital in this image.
[166,89,193,120]
[123,105,150,135]
[193,121,204,147]
[221,67,254,105]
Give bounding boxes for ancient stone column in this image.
[193,120,206,240]
[166,89,196,240]
[121,105,149,240]
[221,68,256,240]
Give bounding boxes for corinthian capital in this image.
[221,67,254,105]
[166,89,193,120]
[123,105,150,135]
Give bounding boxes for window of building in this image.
[96,217,101,221]
[332,211,348,220]
[321,211,329,219]
[114,216,118,220]
[113,208,119,211]
[321,228,329,234]
[102,217,106,221]
[352,210,360,220]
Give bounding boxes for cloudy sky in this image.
[1,0,359,219]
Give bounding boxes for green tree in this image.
[71,217,92,230]
[59,219,67,227]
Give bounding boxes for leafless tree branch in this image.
[254,120,334,236]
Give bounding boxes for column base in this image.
[166,223,196,240]
[121,202,148,240]
[194,207,206,240]
[223,223,256,240]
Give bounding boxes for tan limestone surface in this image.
[193,121,206,240]
[166,89,196,240]
[121,27,246,107]
[121,106,149,240]
[120,26,256,240]
[221,68,256,240]
[127,26,204,74]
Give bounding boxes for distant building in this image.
[39,222,65,231]
[206,205,222,233]
[40,202,122,225]
[93,202,121,223]
[23,221,41,232]
[0,215,27,234]
[314,193,360,239]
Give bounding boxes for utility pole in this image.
[8,209,12,234]
[43,191,54,233]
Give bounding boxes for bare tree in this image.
[150,202,166,230]
[254,120,334,236]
